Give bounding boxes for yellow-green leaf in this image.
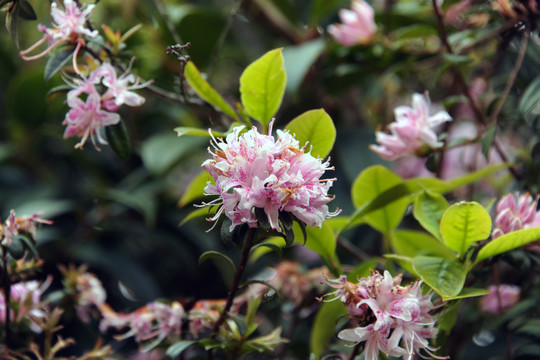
[285,109,336,159]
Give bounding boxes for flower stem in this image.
[1,245,11,348]
[210,228,255,337]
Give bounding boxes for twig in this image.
[209,228,255,336]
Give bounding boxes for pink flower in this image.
[328,0,377,46]
[323,270,443,360]
[200,122,340,232]
[1,210,52,246]
[0,278,52,333]
[480,284,520,314]
[100,301,184,345]
[19,0,98,74]
[96,62,150,111]
[370,93,452,161]
[187,299,227,338]
[63,93,120,149]
[492,192,540,239]
[75,272,107,323]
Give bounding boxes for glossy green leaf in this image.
[440,201,491,256]
[174,126,227,138]
[105,120,132,161]
[249,236,285,263]
[250,241,283,258]
[18,0,37,20]
[178,171,213,208]
[140,133,206,175]
[44,48,75,82]
[519,75,540,122]
[199,250,236,274]
[179,207,215,227]
[285,109,336,159]
[346,258,379,282]
[413,191,448,241]
[283,38,325,95]
[166,340,197,358]
[351,165,409,233]
[412,256,467,298]
[384,254,416,277]
[240,48,286,127]
[391,230,456,259]
[475,227,540,265]
[345,163,509,231]
[442,287,491,301]
[310,301,348,360]
[294,222,341,275]
[184,61,239,121]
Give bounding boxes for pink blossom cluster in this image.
[327,0,377,47]
[480,284,520,315]
[75,272,107,323]
[19,0,98,73]
[100,301,185,345]
[238,261,325,306]
[187,299,228,338]
[1,210,52,246]
[370,93,452,161]
[0,278,52,333]
[322,270,442,360]
[63,62,150,150]
[492,192,540,239]
[201,123,340,232]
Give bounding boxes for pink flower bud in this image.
[328,0,377,47]
[480,284,520,315]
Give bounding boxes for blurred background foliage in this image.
[1,0,540,358]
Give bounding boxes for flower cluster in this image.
[480,284,520,315]
[1,210,52,246]
[63,62,150,150]
[492,192,540,239]
[187,299,228,338]
[0,278,52,333]
[327,0,377,47]
[370,93,452,161]
[322,270,442,360]
[100,301,185,345]
[201,123,340,232]
[19,0,98,73]
[238,261,325,306]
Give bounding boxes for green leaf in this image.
[437,300,461,337]
[310,301,348,360]
[198,250,237,274]
[285,109,336,159]
[440,201,491,256]
[105,120,132,161]
[294,222,341,275]
[282,38,325,95]
[178,171,213,207]
[7,3,19,47]
[174,126,227,138]
[179,207,215,227]
[44,48,75,82]
[412,256,467,298]
[351,165,409,233]
[391,230,456,259]
[519,75,540,121]
[250,241,283,257]
[18,0,37,20]
[166,340,197,358]
[345,163,509,231]
[184,61,240,121]
[106,187,157,227]
[384,254,417,277]
[249,236,285,263]
[413,191,448,241]
[394,24,438,40]
[140,133,206,175]
[442,287,491,301]
[240,48,286,127]
[475,227,540,265]
[481,123,497,160]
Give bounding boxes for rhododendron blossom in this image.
[370,93,452,161]
[328,0,377,47]
[19,0,98,74]
[200,122,340,232]
[1,210,52,246]
[480,284,520,315]
[0,279,52,333]
[492,192,540,239]
[100,301,184,344]
[322,270,443,360]
[62,62,150,149]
